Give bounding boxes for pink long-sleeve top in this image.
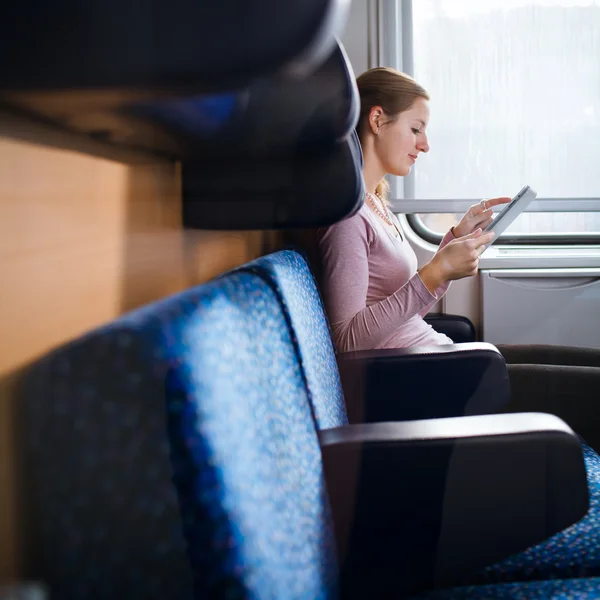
[317,203,455,353]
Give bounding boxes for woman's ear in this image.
[369,106,384,135]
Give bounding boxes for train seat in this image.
[21,271,338,599]
[242,247,600,592]
[19,252,595,598]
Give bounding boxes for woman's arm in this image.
[318,214,442,353]
[418,228,456,317]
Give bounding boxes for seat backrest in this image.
[241,249,349,430]
[21,270,338,599]
[182,122,365,230]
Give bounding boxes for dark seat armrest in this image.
[424,313,476,343]
[320,413,589,598]
[337,342,510,423]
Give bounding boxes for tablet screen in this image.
[483,185,537,245]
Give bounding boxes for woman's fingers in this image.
[479,216,494,230]
[472,231,495,247]
[474,197,511,215]
[462,228,483,239]
[455,198,508,240]
[457,198,507,237]
[466,210,494,231]
[483,196,512,209]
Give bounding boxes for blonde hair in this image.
[356,67,429,199]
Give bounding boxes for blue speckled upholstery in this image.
[22,249,600,600]
[241,249,348,429]
[23,271,337,599]
[245,249,600,593]
[413,577,600,599]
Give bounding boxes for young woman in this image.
[317,67,600,438]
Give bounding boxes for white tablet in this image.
[483,185,537,246]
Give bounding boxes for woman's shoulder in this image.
[318,202,376,242]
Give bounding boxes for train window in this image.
[384,0,600,244]
[407,212,600,246]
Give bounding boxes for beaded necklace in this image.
[366,192,404,241]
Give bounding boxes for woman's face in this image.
[374,97,430,177]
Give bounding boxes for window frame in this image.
[380,0,600,245]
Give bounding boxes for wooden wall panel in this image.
[0,115,268,581]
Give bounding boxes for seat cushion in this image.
[243,249,348,429]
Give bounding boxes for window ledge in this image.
[480,246,600,269]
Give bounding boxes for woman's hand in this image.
[451,197,511,239]
[418,228,495,293]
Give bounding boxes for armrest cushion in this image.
[320,412,589,598]
[424,313,476,343]
[337,342,510,423]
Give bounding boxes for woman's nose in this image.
[418,135,430,153]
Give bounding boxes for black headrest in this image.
[121,41,359,158]
[0,36,357,161]
[182,129,365,229]
[0,0,349,91]
[179,40,363,229]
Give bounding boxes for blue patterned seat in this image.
[245,248,600,590]
[22,250,600,599]
[241,248,348,430]
[22,271,337,599]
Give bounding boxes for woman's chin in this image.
[391,165,412,177]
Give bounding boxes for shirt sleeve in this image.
[317,213,441,353]
[417,228,455,318]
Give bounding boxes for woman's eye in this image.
[411,128,421,135]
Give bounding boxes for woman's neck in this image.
[361,141,387,195]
